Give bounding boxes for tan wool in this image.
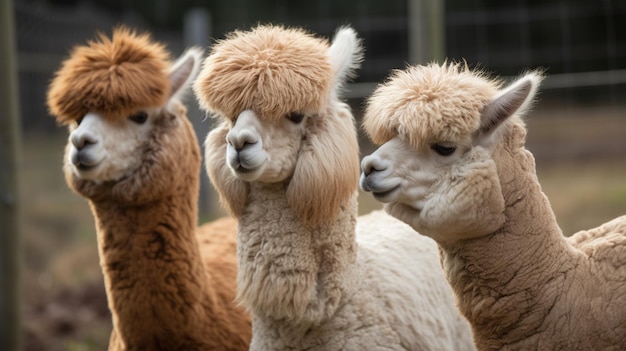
[194,25,333,121]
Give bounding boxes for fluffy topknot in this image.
[363,62,501,149]
[47,27,171,125]
[193,25,334,121]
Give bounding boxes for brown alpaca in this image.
[46,27,251,350]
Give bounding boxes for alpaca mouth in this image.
[372,185,400,200]
[235,164,255,174]
[228,149,264,175]
[360,173,400,201]
[71,152,100,171]
[76,162,96,171]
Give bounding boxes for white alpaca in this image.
[46,28,251,350]
[193,25,475,351]
[360,62,626,350]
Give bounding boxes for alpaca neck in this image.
[441,141,578,348]
[91,191,219,348]
[236,182,358,324]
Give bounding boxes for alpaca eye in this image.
[431,143,457,156]
[286,112,305,124]
[129,111,149,124]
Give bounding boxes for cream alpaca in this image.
[47,28,251,350]
[360,62,626,350]
[194,25,475,350]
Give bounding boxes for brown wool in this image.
[47,26,171,124]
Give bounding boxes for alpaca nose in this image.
[360,155,389,192]
[70,130,98,150]
[227,129,258,152]
[361,155,388,176]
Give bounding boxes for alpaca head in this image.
[360,63,543,244]
[194,25,363,225]
[47,27,203,204]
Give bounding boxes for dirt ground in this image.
[18,104,626,350]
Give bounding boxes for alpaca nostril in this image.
[371,164,386,173]
[71,132,98,150]
[361,156,387,176]
[227,130,258,152]
[234,140,255,152]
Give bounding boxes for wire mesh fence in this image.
[15,1,626,132]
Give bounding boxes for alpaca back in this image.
[569,215,626,256]
[355,210,475,351]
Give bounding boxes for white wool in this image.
[200,27,476,351]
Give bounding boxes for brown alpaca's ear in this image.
[287,109,360,225]
[166,47,203,109]
[204,120,249,217]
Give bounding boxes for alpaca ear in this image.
[287,111,360,225]
[204,120,249,217]
[477,71,543,140]
[327,26,364,95]
[167,47,203,104]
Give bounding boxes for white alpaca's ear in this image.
[327,26,363,95]
[477,71,543,140]
[168,47,204,104]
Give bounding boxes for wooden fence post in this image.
[0,0,23,349]
[408,0,445,65]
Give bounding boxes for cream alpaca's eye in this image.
[286,112,305,124]
[129,111,148,124]
[431,143,456,156]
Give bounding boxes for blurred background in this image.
[2,0,625,350]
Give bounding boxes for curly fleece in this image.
[47,27,171,124]
[193,25,333,121]
[363,63,500,149]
